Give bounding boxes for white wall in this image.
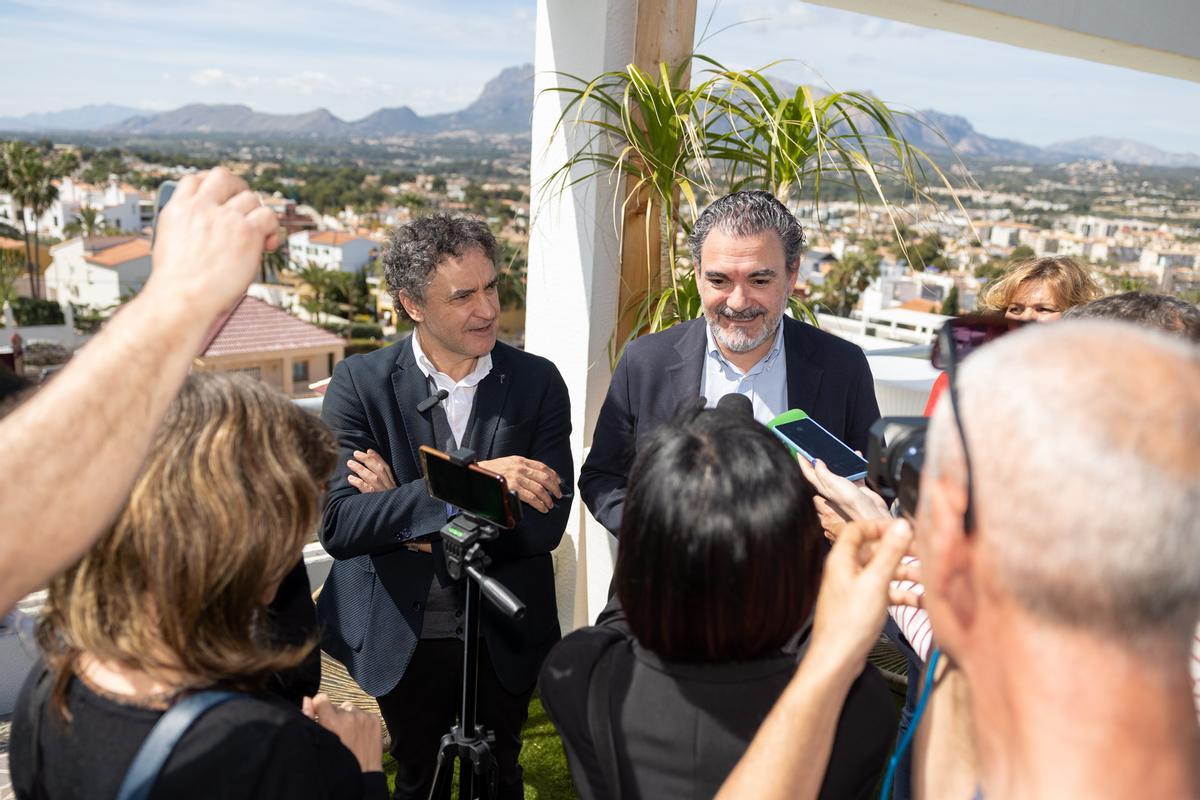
[45,239,147,309]
[526,0,638,631]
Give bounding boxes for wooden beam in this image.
[615,0,699,347]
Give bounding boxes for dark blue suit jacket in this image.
[316,335,573,697]
[579,317,880,534]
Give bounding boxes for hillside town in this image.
[3,142,1196,374]
[1,64,1198,394]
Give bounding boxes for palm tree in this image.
[0,142,78,298]
[64,206,101,239]
[260,238,288,284]
[293,262,336,324]
[27,150,77,297]
[0,142,37,296]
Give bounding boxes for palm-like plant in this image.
[291,261,344,324]
[0,142,78,299]
[260,239,288,284]
[542,56,972,362]
[0,142,37,297]
[64,206,102,239]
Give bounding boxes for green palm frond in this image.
[539,55,972,366]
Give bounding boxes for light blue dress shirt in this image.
[701,321,788,424]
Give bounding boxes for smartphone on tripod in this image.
[420,445,519,529]
[417,445,525,800]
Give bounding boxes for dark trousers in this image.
[375,638,532,800]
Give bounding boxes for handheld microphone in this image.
[716,392,754,420]
[417,389,449,413]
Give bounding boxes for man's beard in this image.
[705,303,783,353]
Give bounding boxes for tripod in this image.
[427,513,526,800]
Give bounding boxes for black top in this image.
[539,619,897,800]
[10,665,387,800]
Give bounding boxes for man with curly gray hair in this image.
[581,190,880,536]
[317,212,574,800]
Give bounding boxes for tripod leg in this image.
[426,733,457,800]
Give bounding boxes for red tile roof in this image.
[82,235,140,252]
[0,237,24,250]
[309,231,369,246]
[84,238,151,267]
[200,296,345,357]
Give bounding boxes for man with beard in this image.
[580,191,880,535]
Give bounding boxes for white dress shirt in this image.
[411,330,492,448]
[701,321,788,424]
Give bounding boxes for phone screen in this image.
[151,180,177,248]
[773,418,868,479]
[420,447,514,528]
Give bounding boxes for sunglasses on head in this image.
[931,314,1026,371]
[932,314,1027,532]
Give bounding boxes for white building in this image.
[987,221,1039,249]
[287,230,378,273]
[0,176,147,240]
[1139,248,1199,286]
[44,236,153,309]
[859,260,979,314]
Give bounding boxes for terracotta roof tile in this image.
[200,296,345,357]
[83,235,140,251]
[309,231,369,246]
[84,238,151,267]
[0,237,24,250]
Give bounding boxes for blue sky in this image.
[1,0,1198,153]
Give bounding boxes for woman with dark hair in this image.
[11,373,387,799]
[540,401,896,799]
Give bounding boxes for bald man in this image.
[719,320,1200,800]
[913,321,1200,799]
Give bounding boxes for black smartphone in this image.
[419,445,518,528]
[770,411,869,481]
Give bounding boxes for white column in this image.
[525,0,638,632]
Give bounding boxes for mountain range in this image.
[1,64,1197,168]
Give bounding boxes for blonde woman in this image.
[11,373,386,799]
[978,255,1103,322]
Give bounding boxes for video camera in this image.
[867,315,1024,517]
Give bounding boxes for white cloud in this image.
[189,68,261,90]
[276,71,338,95]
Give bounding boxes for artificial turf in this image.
[381,693,579,799]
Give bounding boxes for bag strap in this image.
[585,632,631,800]
[115,690,245,800]
[27,666,53,800]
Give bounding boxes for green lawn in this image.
[382,694,579,799]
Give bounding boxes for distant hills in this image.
[0,104,146,132]
[104,64,539,138]
[2,64,1198,168]
[1044,136,1200,168]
